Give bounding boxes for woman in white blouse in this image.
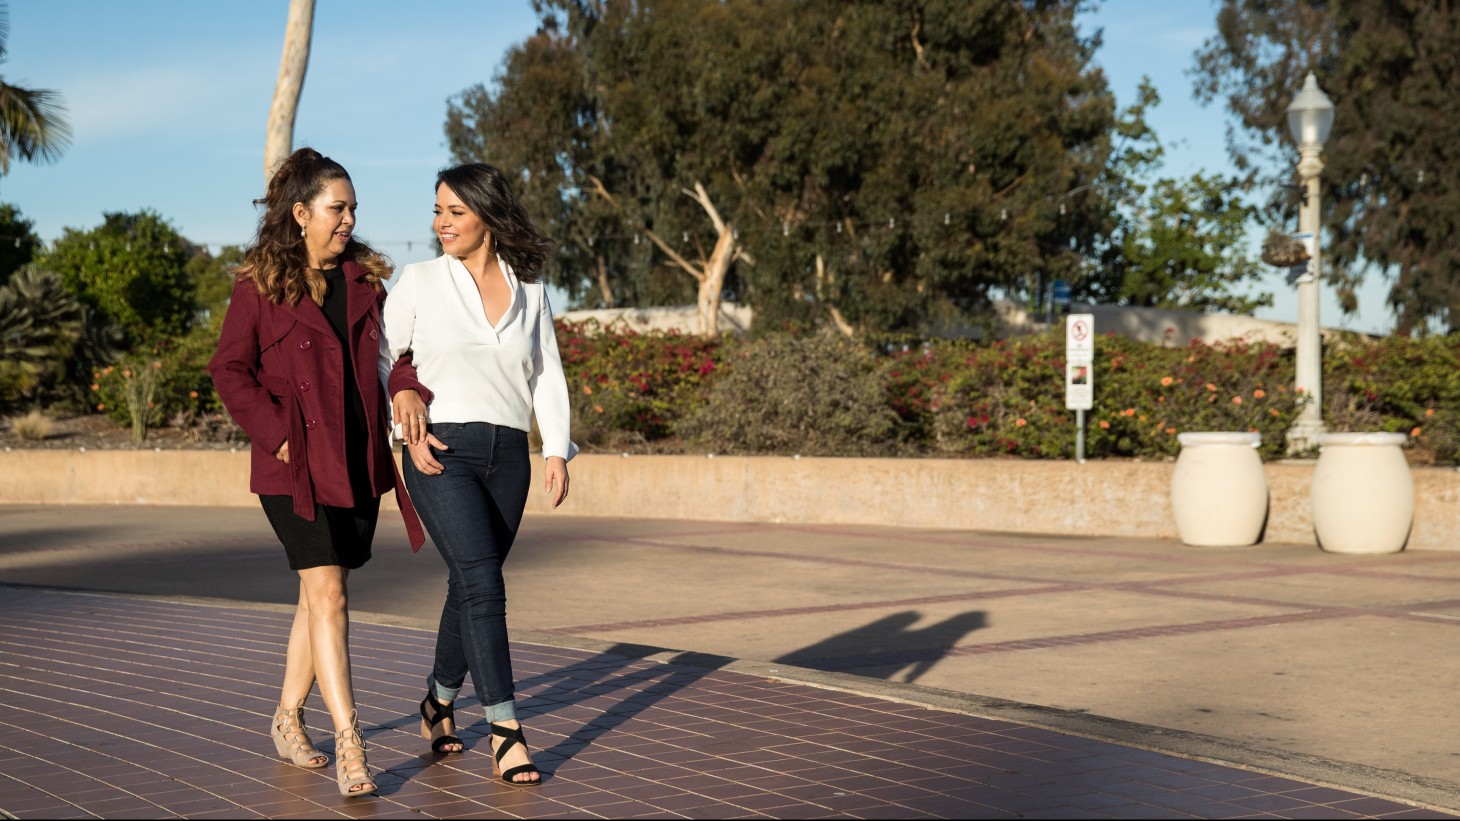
[384,163,575,785]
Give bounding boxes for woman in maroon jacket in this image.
[209,147,422,798]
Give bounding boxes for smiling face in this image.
[293,178,357,269]
[434,182,491,263]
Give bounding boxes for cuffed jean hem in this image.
[428,675,461,705]
[484,698,517,723]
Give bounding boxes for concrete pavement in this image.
[2,504,1459,816]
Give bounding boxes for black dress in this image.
[260,268,379,571]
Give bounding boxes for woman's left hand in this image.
[544,456,569,509]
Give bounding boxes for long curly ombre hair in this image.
[240,147,392,306]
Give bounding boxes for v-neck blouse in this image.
[382,254,577,461]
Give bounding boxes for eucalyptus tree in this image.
[1194,0,1460,333]
[448,0,1117,337]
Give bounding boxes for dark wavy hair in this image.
[240,147,392,306]
[436,163,551,283]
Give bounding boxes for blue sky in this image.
[3,1,1391,333]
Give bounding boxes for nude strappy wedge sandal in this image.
[270,700,328,769]
[334,711,377,797]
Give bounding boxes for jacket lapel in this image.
[279,287,336,337]
[344,261,377,328]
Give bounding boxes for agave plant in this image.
[0,264,109,407]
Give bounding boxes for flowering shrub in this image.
[77,314,1460,464]
[1085,334,1305,460]
[893,331,1305,460]
[1325,334,1460,464]
[556,319,726,446]
[914,335,1077,458]
[91,356,166,442]
[91,324,223,442]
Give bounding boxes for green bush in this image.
[674,330,902,456]
[62,315,1460,464]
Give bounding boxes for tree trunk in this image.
[263,0,315,184]
[593,254,616,308]
[586,175,738,337]
[685,182,736,339]
[697,227,736,339]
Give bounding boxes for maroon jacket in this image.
[208,262,425,550]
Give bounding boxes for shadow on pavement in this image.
[774,610,987,683]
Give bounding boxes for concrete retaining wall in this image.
[2,450,1456,551]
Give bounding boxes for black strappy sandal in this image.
[489,721,542,786]
[419,692,464,754]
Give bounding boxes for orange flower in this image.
[122,369,133,379]
[1205,383,1217,392]
[1270,409,1280,417]
[1165,427,1177,435]
[1015,418,1027,427]
[1426,408,1435,416]
[188,390,199,399]
[1157,396,1166,403]
[1253,389,1265,399]
[96,403,105,411]
[1099,420,1110,429]
[90,383,99,392]
[1160,376,1173,387]
[147,401,155,409]
[594,404,604,414]
[583,385,593,395]
[1231,396,1242,404]
[1122,408,1136,417]
[1412,426,1423,437]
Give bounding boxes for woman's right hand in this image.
[407,434,447,475]
[275,440,290,464]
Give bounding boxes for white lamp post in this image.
[1285,72,1335,453]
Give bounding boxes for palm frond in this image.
[0,82,70,174]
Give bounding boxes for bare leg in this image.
[297,566,357,731]
[298,565,373,795]
[274,579,326,767]
[280,579,316,705]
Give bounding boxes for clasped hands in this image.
[391,389,568,508]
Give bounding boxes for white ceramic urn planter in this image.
[1311,432,1414,554]
[1170,432,1267,547]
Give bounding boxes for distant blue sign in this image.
[1052,279,1071,307]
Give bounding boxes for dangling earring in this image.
[300,225,306,237]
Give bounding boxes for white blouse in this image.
[383,254,577,461]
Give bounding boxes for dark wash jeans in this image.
[402,421,532,721]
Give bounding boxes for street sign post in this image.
[1066,313,1095,462]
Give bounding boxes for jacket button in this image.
[299,339,312,350]
[305,419,318,430]
[299,381,310,392]
[369,329,379,340]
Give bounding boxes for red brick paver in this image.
[0,587,1448,820]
